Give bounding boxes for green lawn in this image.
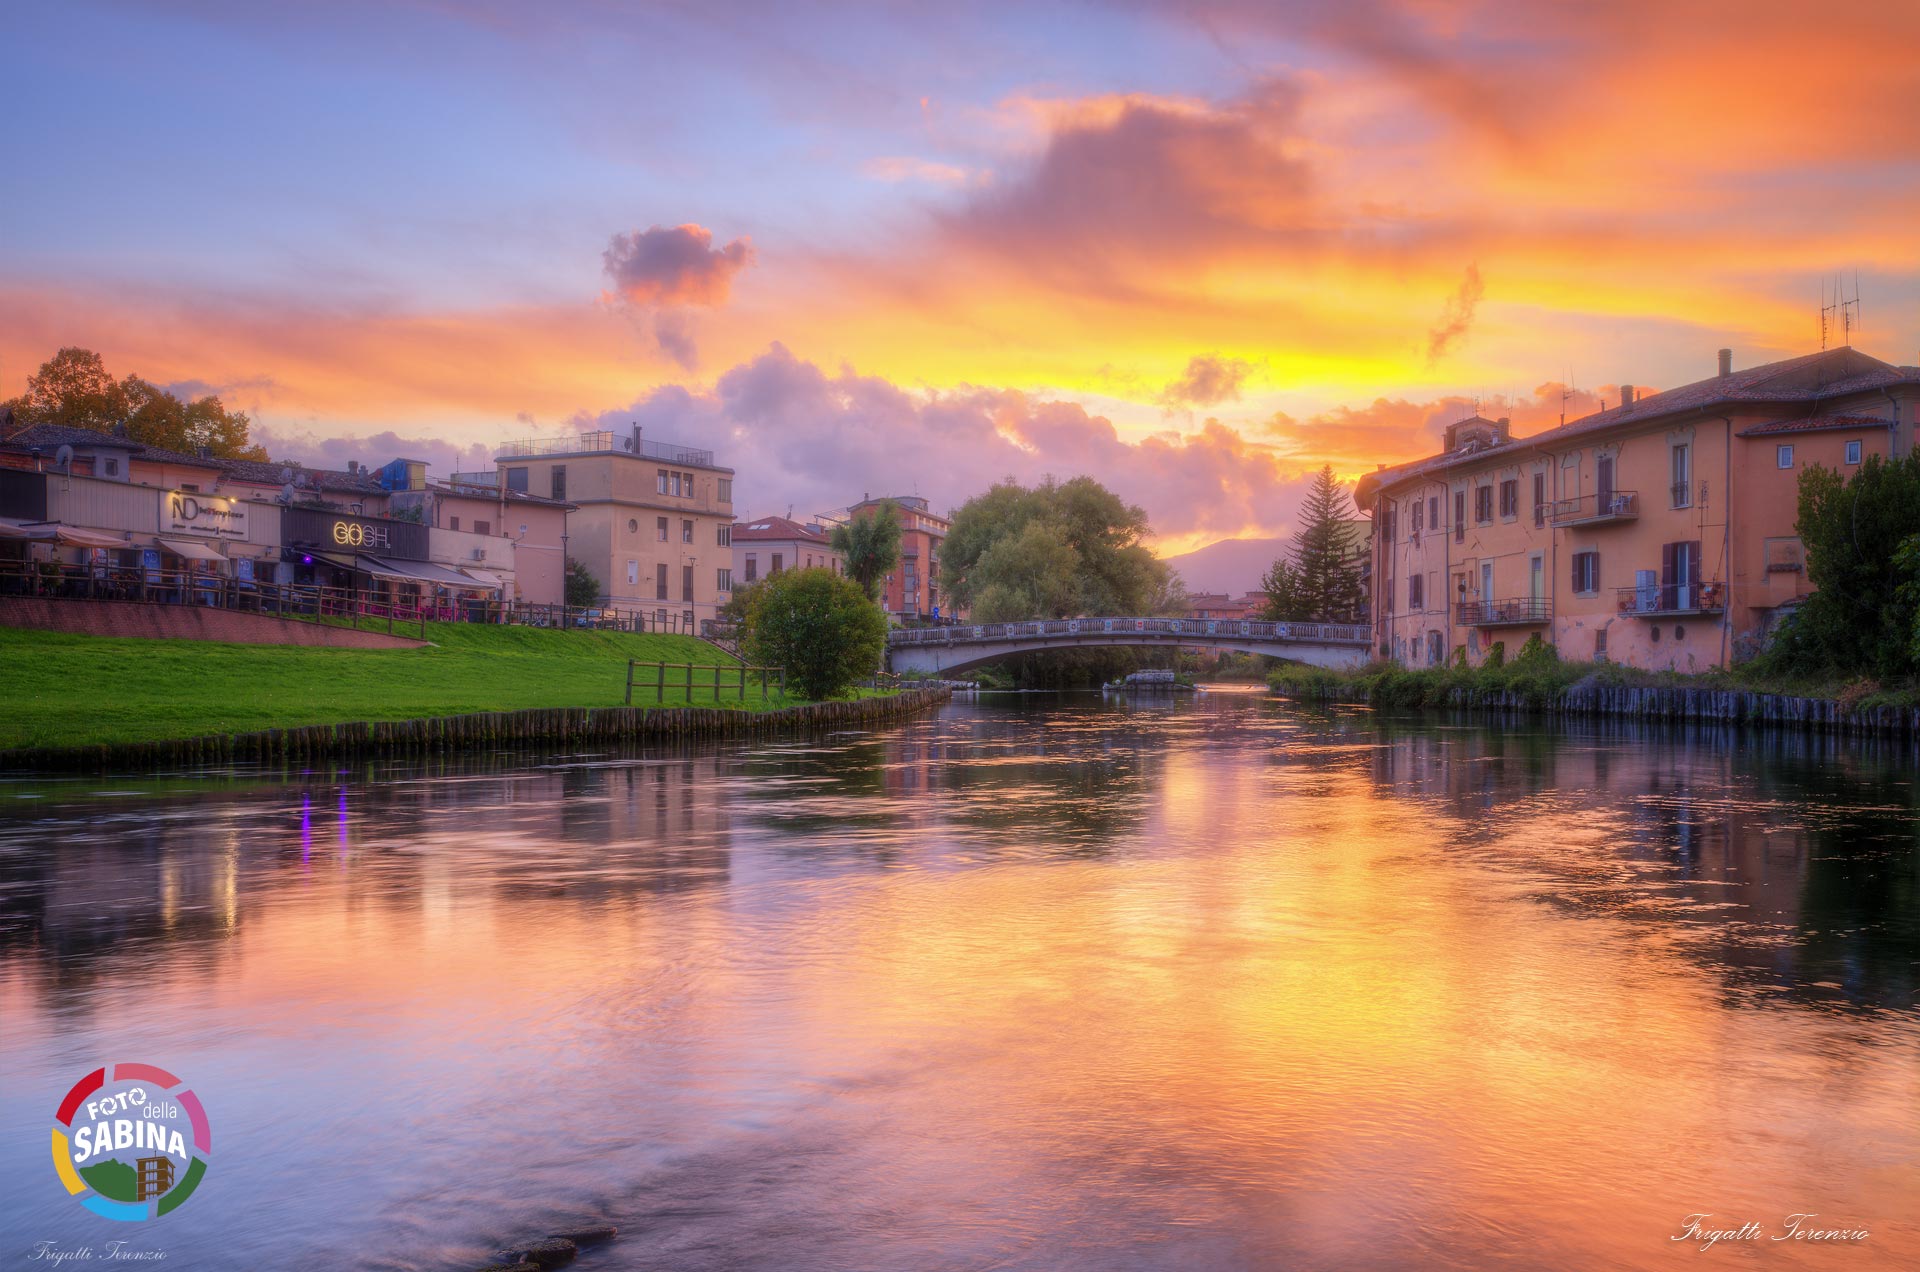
[0,623,810,751]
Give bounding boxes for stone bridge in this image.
[886,616,1372,675]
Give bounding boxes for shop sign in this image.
[330,520,391,550]
[167,491,247,540]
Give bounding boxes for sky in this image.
[3,0,1918,553]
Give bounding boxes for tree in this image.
[4,347,266,459]
[563,557,600,608]
[830,501,903,602]
[1763,452,1920,679]
[1261,466,1365,622]
[943,475,1176,619]
[741,567,889,699]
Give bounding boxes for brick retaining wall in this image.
[0,598,428,649]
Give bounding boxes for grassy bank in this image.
[1268,639,1920,714]
[0,623,817,751]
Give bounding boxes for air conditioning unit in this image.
[472,548,487,561]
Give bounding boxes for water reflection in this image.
[0,697,1915,1270]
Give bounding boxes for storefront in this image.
[280,508,501,617]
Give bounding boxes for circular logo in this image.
[52,1063,211,1221]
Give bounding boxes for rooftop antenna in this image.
[1560,372,1577,427]
[1843,270,1861,346]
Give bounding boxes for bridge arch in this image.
[886,617,1369,676]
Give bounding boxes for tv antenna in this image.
[1560,373,1577,427]
[1821,273,1862,349]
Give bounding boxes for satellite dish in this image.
[54,444,74,471]
[279,466,294,483]
[280,484,295,504]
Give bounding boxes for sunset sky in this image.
[4,1,1918,552]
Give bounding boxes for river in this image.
[1,692,1916,1270]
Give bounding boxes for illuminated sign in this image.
[167,492,247,540]
[330,520,391,550]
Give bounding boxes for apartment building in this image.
[847,494,950,621]
[732,515,844,586]
[1355,347,1920,672]
[494,425,735,626]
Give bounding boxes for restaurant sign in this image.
[167,491,248,539]
[281,507,429,560]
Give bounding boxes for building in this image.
[846,494,950,622]
[731,514,844,586]
[387,467,573,605]
[135,1155,176,1201]
[1187,592,1269,620]
[1354,346,1920,672]
[493,425,735,629]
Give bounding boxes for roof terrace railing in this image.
[496,431,715,466]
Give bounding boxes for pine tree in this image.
[1261,466,1365,622]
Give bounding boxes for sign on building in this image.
[167,491,248,540]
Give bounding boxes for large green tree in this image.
[943,475,1175,620]
[742,566,889,699]
[1261,466,1365,622]
[1765,452,1920,679]
[830,501,904,602]
[3,347,267,460]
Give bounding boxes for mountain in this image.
[1162,537,1289,597]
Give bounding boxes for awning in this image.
[459,568,506,590]
[357,554,486,587]
[157,537,227,562]
[24,523,132,549]
[0,518,33,540]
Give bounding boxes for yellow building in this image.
[495,426,734,629]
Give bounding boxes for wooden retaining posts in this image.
[0,687,955,772]
[1274,679,1920,739]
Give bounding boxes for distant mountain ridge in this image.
[1162,537,1287,597]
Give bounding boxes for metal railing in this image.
[1550,490,1638,526]
[1614,581,1725,616]
[496,431,715,466]
[624,660,782,705]
[885,616,1371,646]
[1455,596,1552,626]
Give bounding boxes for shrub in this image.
[740,567,888,700]
[563,558,600,609]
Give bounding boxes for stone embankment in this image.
[1,686,954,771]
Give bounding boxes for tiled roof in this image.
[0,423,145,452]
[218,457,387,495]
[733,515,831,543]
[1736,414,1894,437]
[1357,347,1920,502]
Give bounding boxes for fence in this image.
[885,616,1372,646]
[625,660,785,705]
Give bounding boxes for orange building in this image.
[1354,347,1920,672]
[846,494,952,622]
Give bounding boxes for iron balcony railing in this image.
[1455,596,1552,626]
[1615,581,1725,616]
[1550,490,1638,527]
[884,616,1372,646]
[496,431,716,466]
[1670,481,1692,508]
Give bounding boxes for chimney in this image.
[1718,348,1732,378]
[1620,384,1636,408]
[347,460,358,474]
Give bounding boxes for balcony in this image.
[496,431,715,466]
[1456,596,1551,626]
[1615,581,1725,617]
[1550,490,1638,528]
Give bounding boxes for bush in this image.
[740,567,888,700]
[563,557,600,609]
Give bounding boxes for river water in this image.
[1,693,1916,1270]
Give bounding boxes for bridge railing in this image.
[886,617,1370,646]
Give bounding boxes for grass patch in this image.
[0,623,855,751]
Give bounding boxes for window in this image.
[1428,495,1439,529]
[717,524,731,547]
[1453,491,1466,541]
[1408,574,1424,609]
[657,469,669,495]
[626,560,638,586]
[449,516,460,532]
[771,553,784,574]
[1475,486,1494,524]
[1382,506,1396,541]
[717,568,732,592]
[1499,478,1518,519]
[718,478,732,503]
[1532,473,1546,527]
[1776,444,1794,469]
[628,518,638,533]
[104,458,119,477]
[1671,443,1692,507]
[551,465,566,500]
[1571,550,1600,594]
[656,562,669,599]
[682,472,694,496]
[744,554,757,581]
[1846,439,1863,465]
[474,520,490,535]
[656,516,668,541]
[506,467,529,493]
[1411,500,1423,535]
[670,472,682,497]
[1594,628,1608,661]
[682,519,693,543]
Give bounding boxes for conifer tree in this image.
[1261,465,1365,622]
